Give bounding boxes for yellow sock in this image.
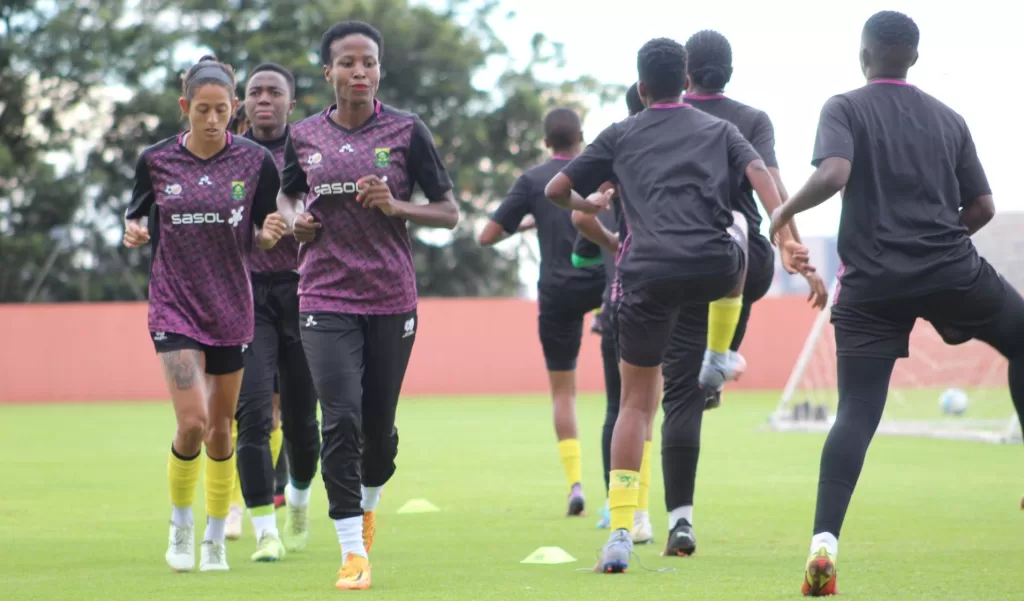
[270,425,284,469]
[230,421,243,506]
[168,447,202,509]
[707,296,743,353]
[638,441,652,512]
[205,452,236,520]
[609,469,641,532]
[557,439,582,492]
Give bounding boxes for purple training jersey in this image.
[281,100,453,315]
[246,128,299,274]
[126,132,281,346]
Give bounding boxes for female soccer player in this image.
[547,37,806,574]
[123,55,286,573]
[275,21,459,590]
[656,29,828,559]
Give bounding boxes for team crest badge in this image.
[231,181,246,201]
[373,147,391,168]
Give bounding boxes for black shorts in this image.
[151,332,245,375]
[537,282,605,371]
[618,258,745,368]
[831,258,1024,360]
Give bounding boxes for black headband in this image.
[189,64,233,88]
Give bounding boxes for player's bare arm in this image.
[571,210,618,253]
[358,175,460,229]
[277,190,319,243]
[255,212,288,249]
[769,156,851,245]
[123,217,150,248]
[545,173,611,214]
[960,194,995,236]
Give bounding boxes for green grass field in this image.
[2,392,1021,601]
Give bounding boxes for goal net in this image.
[768,213,1024,444]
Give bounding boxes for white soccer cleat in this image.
[165,522,195,572]
[225,505,244,540]
[200,539,230,572]
[632,511,654,544]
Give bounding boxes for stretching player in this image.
[768,11,1024,596]
[658,30,827,558]
[276,21,459,590]
[231,62,322,562]
[570,83,656,540]
[478,107,606,516]
[547,37,805,573]
[123,55,286,572]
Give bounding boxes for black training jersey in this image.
[812,80,990,303]
[126,132,280,346]
[561,103,761,292]
[685,93,777,242]
[492,157,605,291]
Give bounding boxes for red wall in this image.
[0,297,822,403]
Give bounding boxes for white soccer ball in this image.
[939,388,969,416]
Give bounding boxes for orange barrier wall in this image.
[0,298,819,403]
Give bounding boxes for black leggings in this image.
[236,276,320,509]
[300,311,416,520]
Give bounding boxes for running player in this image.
[569,83,649,535]
[231,62,322,562]
[123,55,286,572]
[478,107,606,517]
[275,21,459,590]
[659,29,827,558]
[547,37,806,573]
[768,11,1024,596]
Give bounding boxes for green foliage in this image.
[1,0,625,302]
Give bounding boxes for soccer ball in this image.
[939,388,969,416]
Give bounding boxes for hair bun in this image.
[198,54,218,63]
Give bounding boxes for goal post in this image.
[768,213,1024,445]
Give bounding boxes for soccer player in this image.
[275,21,459,590]
[657,29,828,558]
[230,62,323,562]
[569,83,653,537]
[123,55,286,572]
[547,37,805,574]
[768,11,1024,596]
[477,107,606,516]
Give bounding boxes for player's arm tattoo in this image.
[161,350,202,391]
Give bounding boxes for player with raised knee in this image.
[569,83,658,541]
[769,11,1024,596]
[123,55,286,572]
[548,37,806,573]
[228,62,322,562]
[276,21,459,590]
[478,108,606,517]
[659,29,827,558]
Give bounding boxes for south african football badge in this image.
[231,181,246,201]
[373,147,390,168]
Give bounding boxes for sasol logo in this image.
[171,212,227,225]
[312,181,359,196]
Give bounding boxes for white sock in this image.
[669,505,694,530]
[171,505,193,528]
[286,483,311,507]
[204,517,226,542]
[251,513,279,540]
[361,485,383,511]
[634,509,649,523]
[810,532,838,557]
[334,516,367,560]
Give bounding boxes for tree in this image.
[6,0,625,301]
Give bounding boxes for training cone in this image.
[396,498,440,514]
[520,546,577,564]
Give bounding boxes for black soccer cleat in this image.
[662,518,697,557]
